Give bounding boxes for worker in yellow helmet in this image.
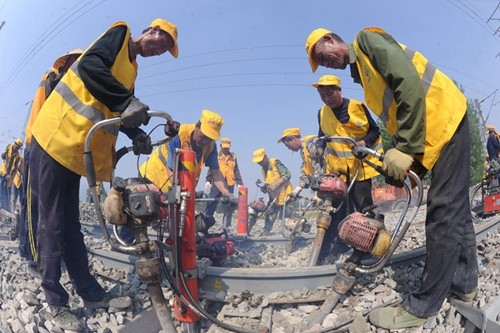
[251,148,293,235]
[312,74,383,264]
[0,139,23,211]
[486,126,500,162]
[306,27,477,329]
[278,128,323,199]
[140,110,235,235]
[204,137,244,230]
[19,48,83,270]
[29,18,178,331]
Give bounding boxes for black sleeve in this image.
[317,108,326,149]
[78,26,134,113]
[361,104,381,148]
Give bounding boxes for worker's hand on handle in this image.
[132,133,152,155]
[222,193,238,206]
[382,148,414,182]
[288,186,302,198]
[121,98,150,128]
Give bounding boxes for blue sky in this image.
[1,0,499,200]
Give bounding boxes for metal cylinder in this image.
[237,186,248,235]
[307,212,332,266]
[173,149,200,325]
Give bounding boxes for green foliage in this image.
[467,99,485,186]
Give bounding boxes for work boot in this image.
[449,288,478,302]
[369,305,427,329]
[50,306,84,332]
[83,293,132,310]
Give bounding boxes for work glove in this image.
[132,133,152,155]
[382,148,414,182]
[288,186,302,198]
[121,98,150,128]
[222,193,238,206]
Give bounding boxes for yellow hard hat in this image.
[305,28,332,73]
[53,48,84,69]
[149,18,179,58]
[200,109,224,140]
[278,128,301,143]
[221,137,231,148]
[312,74,341,88]
[252,148,266,163]
[15,138,23,146]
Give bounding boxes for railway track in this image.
[86,216,500,298]
[2,208,499,332]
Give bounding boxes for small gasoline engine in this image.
[338,211,391,257]
[316,173,348,208]
[104,176,235,264]
[195,231,235,266]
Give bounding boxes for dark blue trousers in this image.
[402,115,478,317]
[205,184,235,228]
[30,139,105,307]
[18,148,36,263]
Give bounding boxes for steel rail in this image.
[88,216,500,299]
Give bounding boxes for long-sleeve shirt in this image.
[349,30,425,155]
[78,25,143,140]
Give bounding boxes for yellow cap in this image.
[200,109,224,140]
[53,48,84,69]
[149,18,179,58]
[277,128,301,143]
[15,138,23,146]
[252,148,266,163]
[312,74,340,88]
[305,28,332,73]
[221,137,231,148]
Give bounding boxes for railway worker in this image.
[11,153,24,211]
[306,27,478,329]
[139,110,236,235]
[313,74,383,263]
[19,49,83,268]
[0,139,23,211]
[29,18,179,331]
[251,148,294,235]
[278,127,324,199]
[486,126,500,162]
[204,137,244,230]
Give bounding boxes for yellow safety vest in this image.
[32,22,138,181]
[301,135,317,177]
[13,157,24,189]
[262,158,293,206]
[139,124,215,191]
[353,27,467,170]
[25,69,58,147]
[218,151,237,186]
[319,101,382,181]
[0,144,17,178]
[0,144,13,176]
